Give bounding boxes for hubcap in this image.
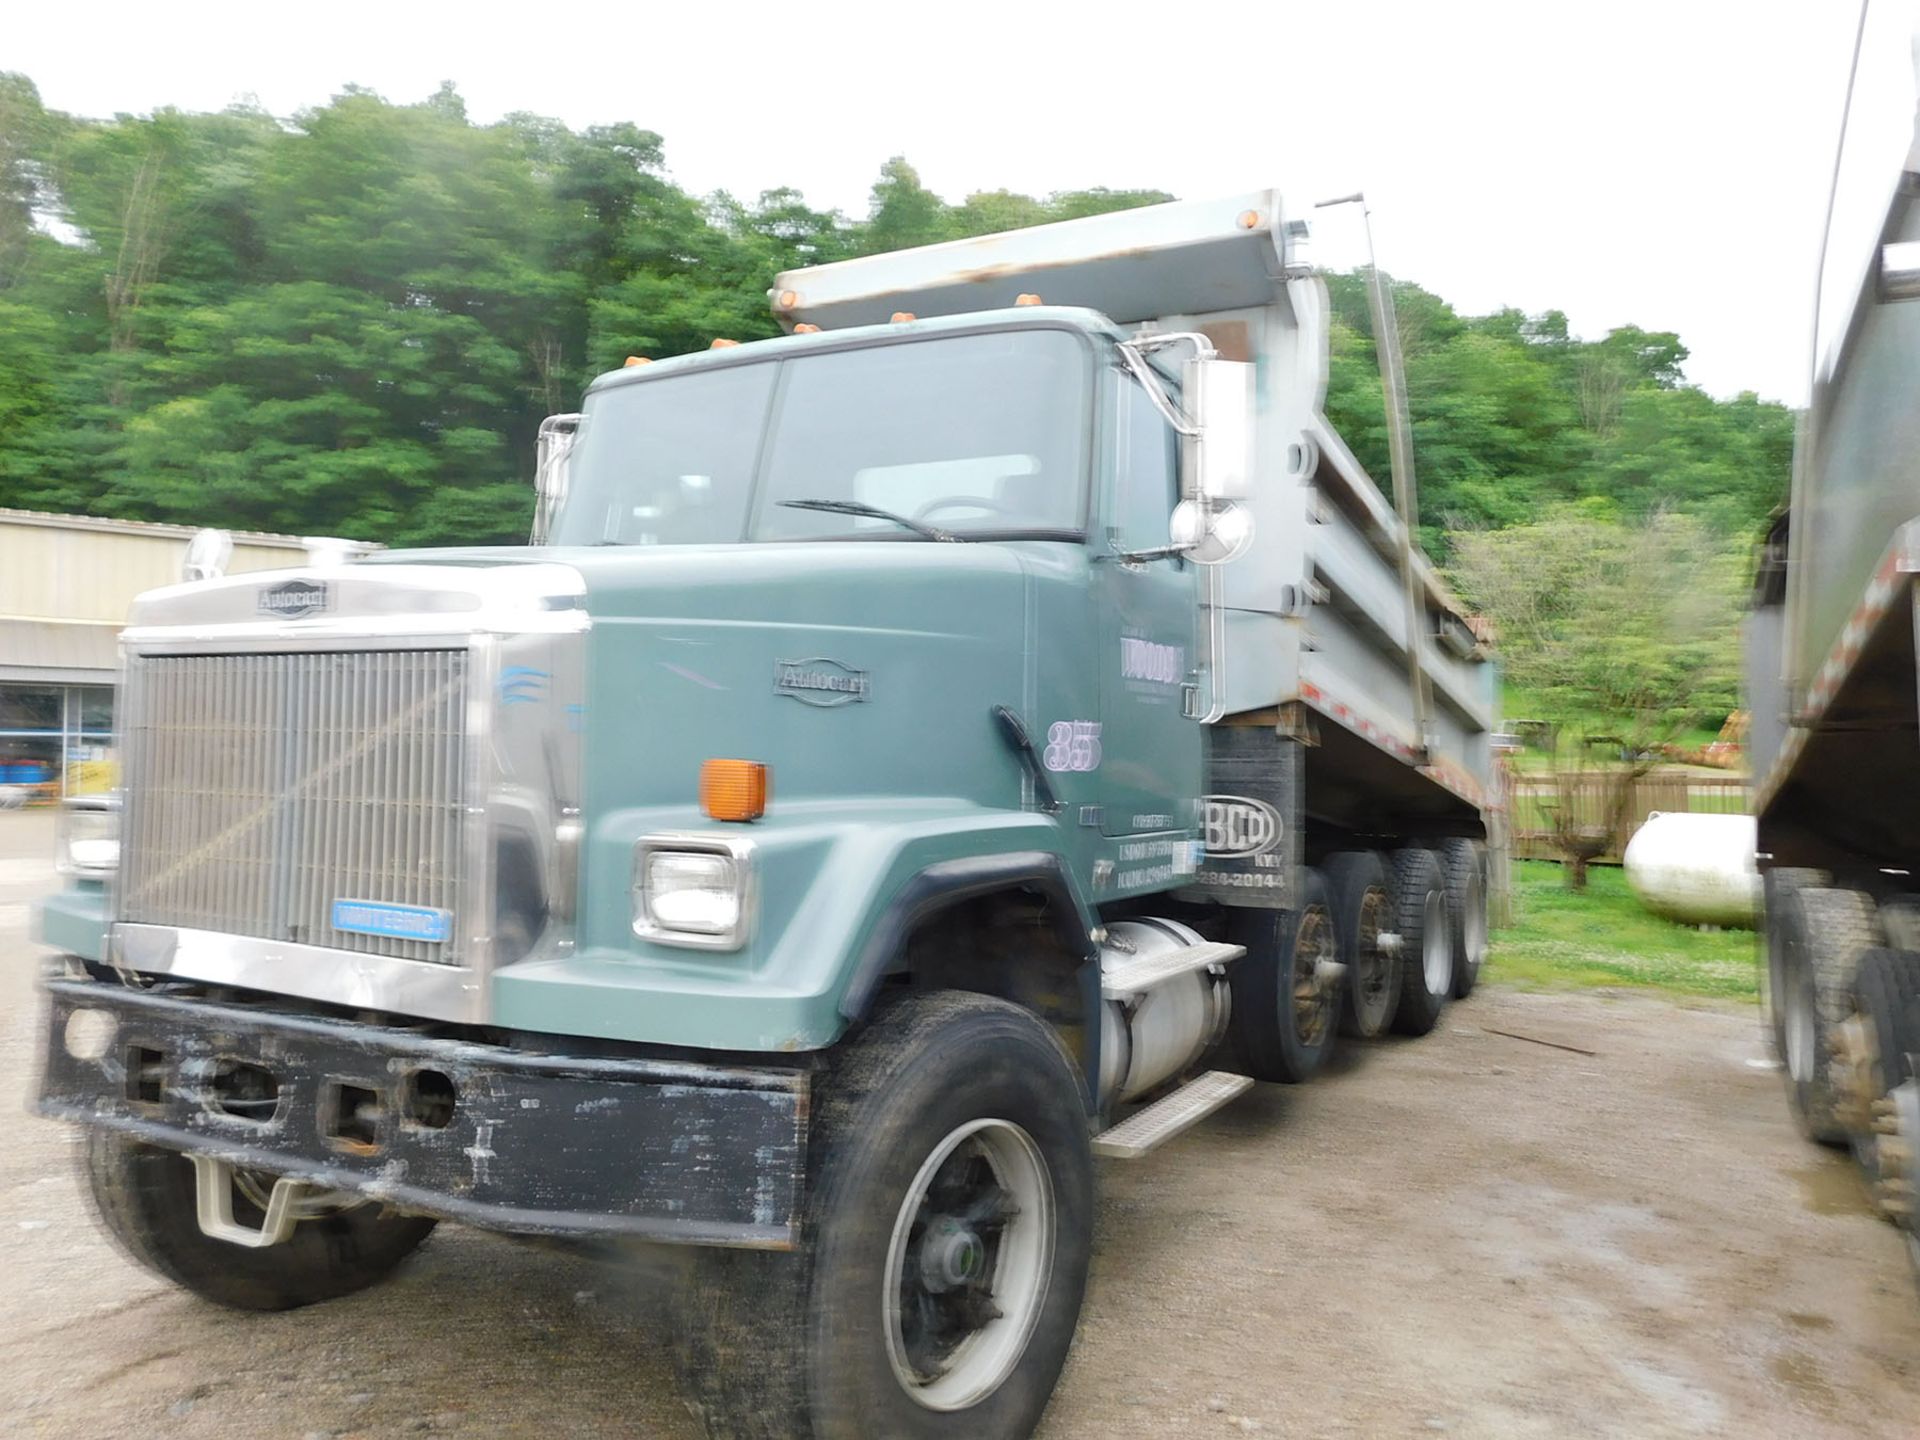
[1422,890,1451,996]
[884,1118,1054,1412]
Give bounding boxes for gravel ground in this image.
[3,810,1917,1438]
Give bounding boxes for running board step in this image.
[1100,941,1243,998]
[1092,1070,1254,1159]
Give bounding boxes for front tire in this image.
[82,1132,435,1311]
[675,993,1094,1440]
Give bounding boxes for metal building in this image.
[0,509,311,796]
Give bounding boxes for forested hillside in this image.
[0,75,1792,555]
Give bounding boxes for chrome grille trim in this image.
[118,649,469,965]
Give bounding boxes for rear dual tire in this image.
[1439,839,1489,999]
[1774,885,1879,1147]
[1390,847,1453,1037]
[1229,869,1341,1082]
[1324,851,1400,1038]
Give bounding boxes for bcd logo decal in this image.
[1203,795,1282,857]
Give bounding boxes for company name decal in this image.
[1120,636,1184,686]
[1202,794,1282,858]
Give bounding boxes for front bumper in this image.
[37,977,808,1249]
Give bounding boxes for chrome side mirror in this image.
[1181,358,1253,503]
[1173,357,1255,564]
[532,413,582,545]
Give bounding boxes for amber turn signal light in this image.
[700,759,768,822]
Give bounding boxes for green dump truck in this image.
[36,190,1495,1437]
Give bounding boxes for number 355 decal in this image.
[1043,721,1102,773]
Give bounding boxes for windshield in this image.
[552,328,1090,546]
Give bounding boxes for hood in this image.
[549,541,1037,814]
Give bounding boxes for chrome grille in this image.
[118,649,470,964]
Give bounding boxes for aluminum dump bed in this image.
[775,193,1495,813]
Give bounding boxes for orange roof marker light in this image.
[891,311,915,323]
[624,356,651,367]
[700,759,769,822]
[1015,293,1043,306]
[776,289,800,309]
[793,323,822,334]
[1238,209,1263,230]
[710,338,741,350]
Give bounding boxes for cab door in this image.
[1095,366,1203,836]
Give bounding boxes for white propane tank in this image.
[1622,811,1761,929]
[1098,918,1232,1105]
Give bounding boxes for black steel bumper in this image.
[37,977,808,1249]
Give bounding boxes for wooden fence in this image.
[1505,768,1747,865]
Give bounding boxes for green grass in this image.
[1487,860,1758,1000]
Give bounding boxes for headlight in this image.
[633,836,755,949]
[58,796,121,878]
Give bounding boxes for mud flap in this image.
[1185,724,1303,909]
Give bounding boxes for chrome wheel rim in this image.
[1423,890,1451,997]
[884,1118,1054,1411]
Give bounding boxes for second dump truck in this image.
[1750,1,1920,1291]
[36,191,1496,1436]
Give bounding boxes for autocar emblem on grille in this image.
[774,657,870,707]
[258,578,330,618]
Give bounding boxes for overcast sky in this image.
[7,1,1886,403]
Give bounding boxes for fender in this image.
[841,850,1102,1113]
[839,850,1097,1020]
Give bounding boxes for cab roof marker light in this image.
[624,355,651,367]
[793,323,822,334]
[776,289,800,309]
[891,311,915,323]
[710,338,740,349]
[1015,293,1043,306]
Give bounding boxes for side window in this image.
[1112,375,1179,551]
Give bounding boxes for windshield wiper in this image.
[777,498,959,542]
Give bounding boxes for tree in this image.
[1449,508,1746,885]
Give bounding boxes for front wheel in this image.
[674,992,1094,1440]
[81,1131,435,1311]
